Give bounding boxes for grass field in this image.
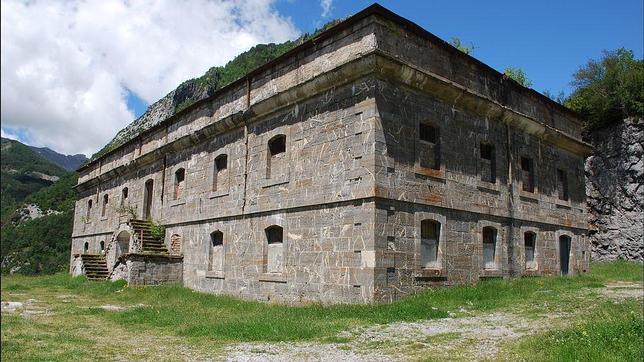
[2,261,642,361]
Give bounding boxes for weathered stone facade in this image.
[71,5,591,303]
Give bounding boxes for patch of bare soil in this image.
[224,311,569,362]
[600,282,643,300]
[1,298,52,318]
[224,283,644,362]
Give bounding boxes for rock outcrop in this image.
[585,117,643,261]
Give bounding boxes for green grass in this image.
[507,300,643,361]
[589,259,643,283]
[2,261,642,360]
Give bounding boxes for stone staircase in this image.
[130,219,168,254]
[81,254,108,280]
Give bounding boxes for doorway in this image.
[559,235,571,276]
[143,179,153,220]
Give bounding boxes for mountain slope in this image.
[29,145,87,171]
[1,137,68,221]
[1,138,77,274]
[92,20,342,161]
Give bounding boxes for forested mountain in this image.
[28,145,87,171]
[1,137,68,220]
[0,137,77,274]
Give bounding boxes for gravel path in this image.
[225,282,643,362]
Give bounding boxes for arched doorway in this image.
[559,235,571,276]
[116,230,131,259]
[143,179,154,220]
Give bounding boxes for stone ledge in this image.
[476,181,501,194]
[169,199,186,207]
[261,178,290,189]
[208,190,230,199]
[480,269,503,279]
[414,268,446,279]
[519,192,540,203]
[258,273,287,283]
[205,271,225,279]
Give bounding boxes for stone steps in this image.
[81,254,108,280]
[129,219,169,254]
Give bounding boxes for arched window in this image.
[100,240,105,254]
[101,194,109,217]
[418,123,440,170]
[209,231,224,272]
[213,154,228,191]
[524,231,536,269]
[264,225,284,273]
[170,234,182,255]
[83,242,89,254]
[267,135,286,179]
[420,219,441,268]
[86,199,92,220]
[121,187,129,205]
[482,226,497,269]
[174,168,186,199]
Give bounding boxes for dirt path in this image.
[3,282,642,361]
[225,283,643,362]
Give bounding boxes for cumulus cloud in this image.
[1,0,299,155]
[320,0,333,17]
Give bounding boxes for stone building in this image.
[70,4,592,303]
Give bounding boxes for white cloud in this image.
[320,0,333,17]
[1,0,299,156]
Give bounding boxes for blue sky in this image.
[280,0,643,95]
[3,0,642,155]
[125,0,644,118]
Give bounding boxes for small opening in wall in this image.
[419,123,437,144]
[269,135,286,156]
[483,226,497,269]
[121,187,128,205]
[101,194,109,217]
[174,168,186,200]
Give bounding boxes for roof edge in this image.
[79,2,584,172]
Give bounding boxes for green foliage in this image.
[543,89,567,104]
[589,260,643,283]
[449,37,474,55]
[0,211,73,274]
[23,172,77,213]
[565,48,643,130]
[503,67,533,87]
[0,137,77,275]
[509,301,643,361]
[149,220,166,240]
[1,138,68,226]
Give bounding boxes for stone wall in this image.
[586,117,643,261]
[111,254,183,286]
[72,7,591,303]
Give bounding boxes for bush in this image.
[149,221,165,241]
[566,48,643,130]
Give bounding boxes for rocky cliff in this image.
[585,117,643,261]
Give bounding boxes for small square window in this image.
[480,144,494,160]
[419,123,437,143]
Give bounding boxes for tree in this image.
[449,37,474,55]
[543,90,566,104]
[565,48,643,129]
[503,67,533,88]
